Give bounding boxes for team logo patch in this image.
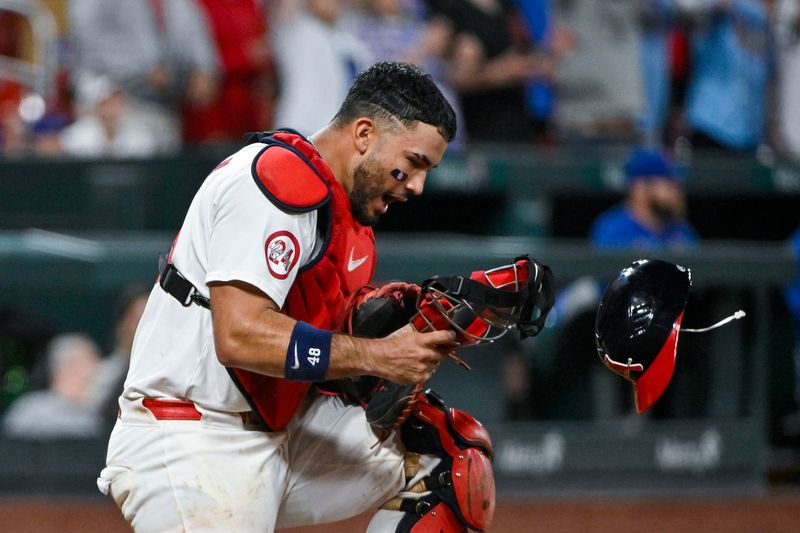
[265,231,300,279]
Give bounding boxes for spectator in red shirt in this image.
[186,0,276,143]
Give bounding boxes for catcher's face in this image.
[349,121,447,226]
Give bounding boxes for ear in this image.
[352,117,376,155]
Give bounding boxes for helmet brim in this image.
[633,311,684,413]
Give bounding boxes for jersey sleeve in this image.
[205,176,317,308]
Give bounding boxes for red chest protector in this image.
[227,130,375,431]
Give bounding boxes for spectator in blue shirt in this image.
[785,228,800,347]
[591,147,699,249]
[639,0,677,145]
[682,0,774,152]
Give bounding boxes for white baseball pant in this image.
[98,394,405,532]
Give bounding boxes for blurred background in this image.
[0,0,799,531]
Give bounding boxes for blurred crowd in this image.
[1,0,799,159]
[1,284,149,440]
[1,0,799,438]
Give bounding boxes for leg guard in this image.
[380,389,495,533]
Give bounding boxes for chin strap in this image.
[681,310,746,333]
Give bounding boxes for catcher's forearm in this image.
[209,283,444,383]
[213,306,375,380]
[325,334,379,379]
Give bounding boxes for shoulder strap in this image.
[158,255,210,309]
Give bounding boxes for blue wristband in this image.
[285,321,333,382]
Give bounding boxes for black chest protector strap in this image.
[158,255,210,310]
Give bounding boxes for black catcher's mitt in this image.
[317,282,421,429]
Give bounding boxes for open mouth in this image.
[380,193,407,213]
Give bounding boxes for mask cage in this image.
[411,259,530,346]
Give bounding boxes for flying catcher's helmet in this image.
[595,259,691,414]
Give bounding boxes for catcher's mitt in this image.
[316,282,421,417]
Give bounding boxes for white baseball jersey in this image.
[122,142,318,412]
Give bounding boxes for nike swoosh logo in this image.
[290,342,300,370]
[347,247,368,272]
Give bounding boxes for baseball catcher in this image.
[595,259,745,414]
[321,255,554,532]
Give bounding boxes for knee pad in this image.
[381,389,495,533]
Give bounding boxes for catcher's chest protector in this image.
[399,393,495,533]
[228,131,375,431]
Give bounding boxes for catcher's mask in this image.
[596,259,745,414]
[411,256,552,346]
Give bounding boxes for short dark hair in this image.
[333,61,457,142]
